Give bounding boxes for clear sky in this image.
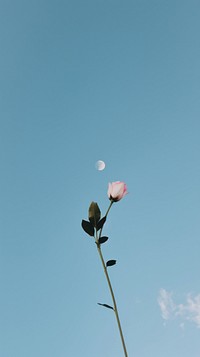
[0,0,200,356]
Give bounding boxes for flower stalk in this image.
[96,215,128,356]
[81,181,128,356]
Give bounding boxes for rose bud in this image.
[107,181,128,202]
[88,201,101,227]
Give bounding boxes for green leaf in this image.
[81,220,94,236]
[98,236,108,244]
[97,303,114,310]
[106,260,116,267]
[96,216,106,231]
[88,202,101,227]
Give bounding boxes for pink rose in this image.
[107,181,128,202]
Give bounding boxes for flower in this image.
[107,181,128,202]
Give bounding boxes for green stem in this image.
[96,201,128,357]
[98,200,113,240]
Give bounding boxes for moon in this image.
[95,160,106,171]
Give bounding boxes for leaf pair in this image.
[81,218,107,237]
[88,202,106,230]
[81,202,106,237]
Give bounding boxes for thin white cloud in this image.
[157,288,175,320]
[158,289,200,329]
[176,294,200,328]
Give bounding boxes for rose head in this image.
[107,181,128,202]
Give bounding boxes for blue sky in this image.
[0,0,200,356]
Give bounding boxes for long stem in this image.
[96,201,128,357]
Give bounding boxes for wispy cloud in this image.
[157,288,176,320]
[158,289,200,328]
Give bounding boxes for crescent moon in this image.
[95,160,106,171]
